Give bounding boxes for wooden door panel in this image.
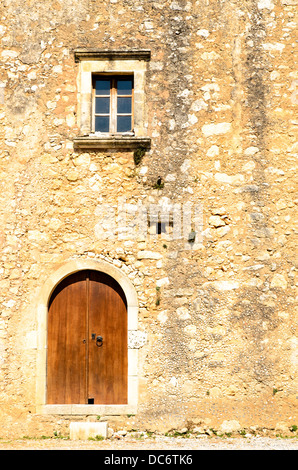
[88,271,128,404]
[47,271,87,404]
[47,270,128,405]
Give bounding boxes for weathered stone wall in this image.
[0,0,297,437]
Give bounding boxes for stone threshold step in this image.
[70,421,108,440]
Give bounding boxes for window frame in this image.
[73,49,151,150]
[92,73,134,135]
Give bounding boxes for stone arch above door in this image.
[35,259,141,415]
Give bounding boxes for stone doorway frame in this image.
[35,259,139,415]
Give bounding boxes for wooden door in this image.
[47,270,127,405]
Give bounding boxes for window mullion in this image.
[111,78,117,134]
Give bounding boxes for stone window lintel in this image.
[74,49,151,63]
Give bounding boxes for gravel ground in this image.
[0,435,297,450]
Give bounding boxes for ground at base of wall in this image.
[0,434,297,451]
[0,425,298,450]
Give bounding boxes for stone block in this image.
[69,421,108,440]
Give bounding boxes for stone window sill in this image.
[73,135,151,150]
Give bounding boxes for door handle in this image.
[91,333,103,347]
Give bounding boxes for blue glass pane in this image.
[117,79,133,95]
[95,116,109,132]
[95,97,110,114]
[117,115,131,132]
[117,97,132,114]
[95,79,111,95]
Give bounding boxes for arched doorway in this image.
[36,259,139,415]
[47,270,128,405]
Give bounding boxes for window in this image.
[93,75,134,134]
[73,49,151,150]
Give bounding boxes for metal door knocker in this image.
[96,335,103,347]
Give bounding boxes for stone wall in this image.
[0,0,297,437]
